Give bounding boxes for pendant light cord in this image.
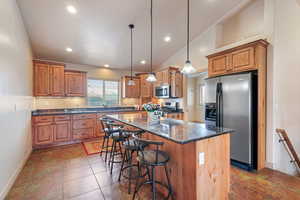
[187,0,190,61]
[150,0,153,73]
[131,26,133,79]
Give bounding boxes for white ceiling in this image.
[17,0,243,71]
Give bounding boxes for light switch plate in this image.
[199,152,205,165]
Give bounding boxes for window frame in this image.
[87,78,120,106]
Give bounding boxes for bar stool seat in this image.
[123,139,147,151]
[137,150,170,166]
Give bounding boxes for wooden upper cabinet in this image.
[50,65,65,96]
[207,40,268,78]
[34,63,50,96]
[170,71,183,98]
[231,47,255,72]
[122,76,140,98]
[208,54,229,77]
[33,61,65,96]
[137,74,152,98]
[64,70,87,97]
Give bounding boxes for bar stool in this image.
[132,135,174,200]
[118,129,148,194]
[108,125,130,174]
[99,118,123,162]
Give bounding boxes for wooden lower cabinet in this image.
[72,128,94,140]
[166,113,184,120]
[33,122,54,145]
[53,121,71,142]
[32,111,144,149]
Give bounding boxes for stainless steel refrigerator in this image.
[205,72,258,170]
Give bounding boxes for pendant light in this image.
[146,0,157,82]
[181,0,196,74]
[128,24,135,86]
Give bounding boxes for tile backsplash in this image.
[33,97,87,110]
[33,97,140,110]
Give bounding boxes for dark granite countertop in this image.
[32,107,142,116]
[32,107,184,116]
[106,113,234,144]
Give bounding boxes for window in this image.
[87,79,119,106]
[199,84,205,105]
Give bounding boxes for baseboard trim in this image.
[265,161,274,169]
[0,148,32,199]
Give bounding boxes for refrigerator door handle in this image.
[219,82,223,127]
[216,83,219,127]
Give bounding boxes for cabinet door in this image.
[170,71,183,98]
[34,122,54,145]
[155,71,163,86]
[140,75,152,98]
[34,63,50,96]
[162,70,170,85]
[231,47,256,72]
[122,77,140,98]
[54,121,71,142]
[65,72,86,96]
[208,54,229,77]
[50,65,65,96]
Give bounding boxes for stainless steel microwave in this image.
[155,85,170,98]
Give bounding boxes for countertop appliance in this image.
[205,72,258,170]
[155,85,170,98]
[162,102,180,112]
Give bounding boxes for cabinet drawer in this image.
[54,115,71,121]
[72,128,94,140]
[73,119,95,129]
[72,113,96,120]
[33,116,54,123]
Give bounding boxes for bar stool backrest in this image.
[132,134,164,164]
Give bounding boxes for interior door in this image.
[221,73,253,165]
[204,77,219,103]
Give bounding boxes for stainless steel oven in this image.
[155,85,170,98]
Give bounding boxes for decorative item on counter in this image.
[143,103,162,124]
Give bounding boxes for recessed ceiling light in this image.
[140,60,146,64]
[66,47,73,52]
[66,5,77,14]
[104,64,110,68]
[164,36,171,42]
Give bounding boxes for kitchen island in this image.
[107,113,234,200]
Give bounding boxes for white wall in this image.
[219,0,264,47]
[0,0,33,198]
[270,0,300,175]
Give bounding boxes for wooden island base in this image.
[144,133,230,200]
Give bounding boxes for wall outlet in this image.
[199,152,205,165]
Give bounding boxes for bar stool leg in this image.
[110,141,117,174]
[105,137,110,162]
[164,165,174,200]
[100,136,106,156]
[118,148,127,182]
[152,166,156,200]
[109,140,115,167]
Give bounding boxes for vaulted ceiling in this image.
[17,0,243,71]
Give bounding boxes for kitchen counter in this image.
[106,113,233,144]
[32,106,141,116]
[106,113,233,199]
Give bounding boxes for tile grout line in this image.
[88,153,107,200]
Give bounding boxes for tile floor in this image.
[5,144,300,200]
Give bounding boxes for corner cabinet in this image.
[207,39,269,170]
[64,70,87,97]
[121,76,140,98]
[33,61,65,96]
